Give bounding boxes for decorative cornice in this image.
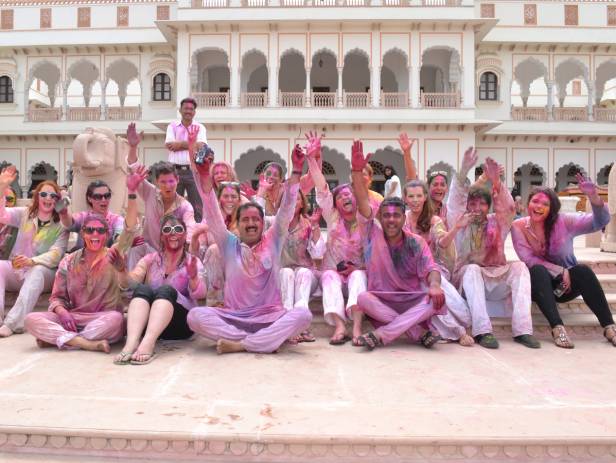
[0,0,174,7]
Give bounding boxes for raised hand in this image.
[127,164,148,192]
[398,132,415,153]
[56,308,77,332]
[187,125,200,153]
[126,122,144,148]
[454,212,474,230]
[460,146,478,177]
[484,157,502,185]
[576,172,597,197]
[351,140,372,172]
[107,246,126,272]
[131,236,145,247]
[0,165,17,189]
[291,144,305,173]
[304,131,323,160]
[240,181,257,199]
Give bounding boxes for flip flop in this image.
[298,330,316,343]
[329,334,351,346]
[352,336,366,347]
[113,351,134,365]
[130,352,157,365]
[357,332,380,351]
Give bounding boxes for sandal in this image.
[420,330,441,349]
[298,330,316,343]
[604,325,616,347]
[552,325,574,349]
[329,333,351,346]
[130,352,157,365]
[352,336,365,347]
[113,351,134,365]
[356,332,381,351]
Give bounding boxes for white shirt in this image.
[384,175,402,198]
[165,120,207,165]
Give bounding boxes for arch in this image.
[27,161,58,197]
[233,146,287,185]
[190,47,229,94]
[371,146,406,187]
[554,162,587,192]
[512,57,548,108]
[597,163,612,186]
[554,58,589,107]
[595,59,616,104]
[105,59,140,107]
[311,49,338,98]
[26,60,61,108]
[152,72,172,101]
[479,71,498,101]
[241,49,268,96]
[321,146,351,183]
[66,59,100,108]
[426,161,455,188]
[420,46,461,94]
[342,48,370,94]
[0,75,14,103]
[279,49,306,93]
[513,162,546,200]
[311,47,338,64]
[381,48,409,95]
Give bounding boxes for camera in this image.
[195,143,215,166]
[54,197,70,213]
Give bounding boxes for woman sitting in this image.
[0,167,68,338]
[111,213,206,365]
[511,175,615,348]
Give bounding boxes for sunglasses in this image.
[429,171,448,178]
[82,226,108,235]
[219,181,240,187]
[162,224,185,235]
[90,192,112,201]
[39,191,60,200]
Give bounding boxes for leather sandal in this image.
[604,325,616,347]
[551,325,574,349]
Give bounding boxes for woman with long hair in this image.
[110,213,206,365]
[511,175,615,348]
[0,167,68,338]
[404,179,474,346]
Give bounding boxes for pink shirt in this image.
[165,121,207,165]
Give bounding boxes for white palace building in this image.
[1,0,615,200]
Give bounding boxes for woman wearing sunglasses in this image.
[0,167,69,338]
[59,180,124,251]
[110,214,206,365]
[0,186,18,260]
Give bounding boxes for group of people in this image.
[0,97,614,365]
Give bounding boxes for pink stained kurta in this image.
[188,181,312,353]
[357,216,445,345]
[404,212,456,278]
[128,251,206,310]
[24,248,125,348]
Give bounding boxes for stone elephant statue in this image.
[71,127,129,215]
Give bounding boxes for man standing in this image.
[446,148,539,349]
[165,97,207,221]
[187,128,312,354]
[350,141,447,350]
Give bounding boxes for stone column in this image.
[546,80,554,120]
[407,65,413,107]
[100,79,107,120]
[601,162,616,252]
[230,30,240,107]
[305,66,311,107]
[337,66,343,108]
[587,80,595,121]
[62,81,69,121]
[268,65,278,107]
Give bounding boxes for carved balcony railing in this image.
[279,92,305,107]
[553,107,588,121]
[311,92,337,108]
[381,92,409,108]
[193,92,228,107]
[510,106,548,121]
[593,107,616,122]
[193,0,229,6]
[420,92,460,108]
[27,107,62,122]
[422,0,460,5]
[67,106,101,121]
[344,91,370,108]
[106,106,141,120]
[241,92,267,107]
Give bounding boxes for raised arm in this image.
[126,122,144,166]
[398,132,417,182]
[271,145,304,241]
[564,173,611,236]
[485,157,514,226]
[188,125,213,196]
[447,146,477,227]
[305,133,328,193]
[350,140,373,220]
[300,131,323,194]
[0,166,18,225]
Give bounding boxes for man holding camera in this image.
[165,97,207,221]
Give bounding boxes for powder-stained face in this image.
[527,192,551,223]
[238,206,264,246]
[38,185,59,215]
[467,197,490,222]
[334,187,357,215]
[379,205,406,239]
[156,173,179,201]
[405,186,427,215]
[429,175,448,204]
[213,165,230,185]
[82,219,109,253]
[264,166,282,187]
[293,193,304,217]
[160,218,187,252]
[3,188,16,207]
[219,186,240,216]
[88,186,111,215]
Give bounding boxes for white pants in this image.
[0,261,56,333]
[320,269,367,325]
[430,276,472,340]
[460,262,533,337]
[280,267,319,311]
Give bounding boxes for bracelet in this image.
[351,169,363,173]
[128,193,137,200]
[292,170,302,176]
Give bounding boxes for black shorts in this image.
[132,284,193,340]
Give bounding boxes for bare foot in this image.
[458,334,475,347]
[36,339,54,349]
[216,339,245,354]
[0,325,14,338]
[67,337,110,353]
